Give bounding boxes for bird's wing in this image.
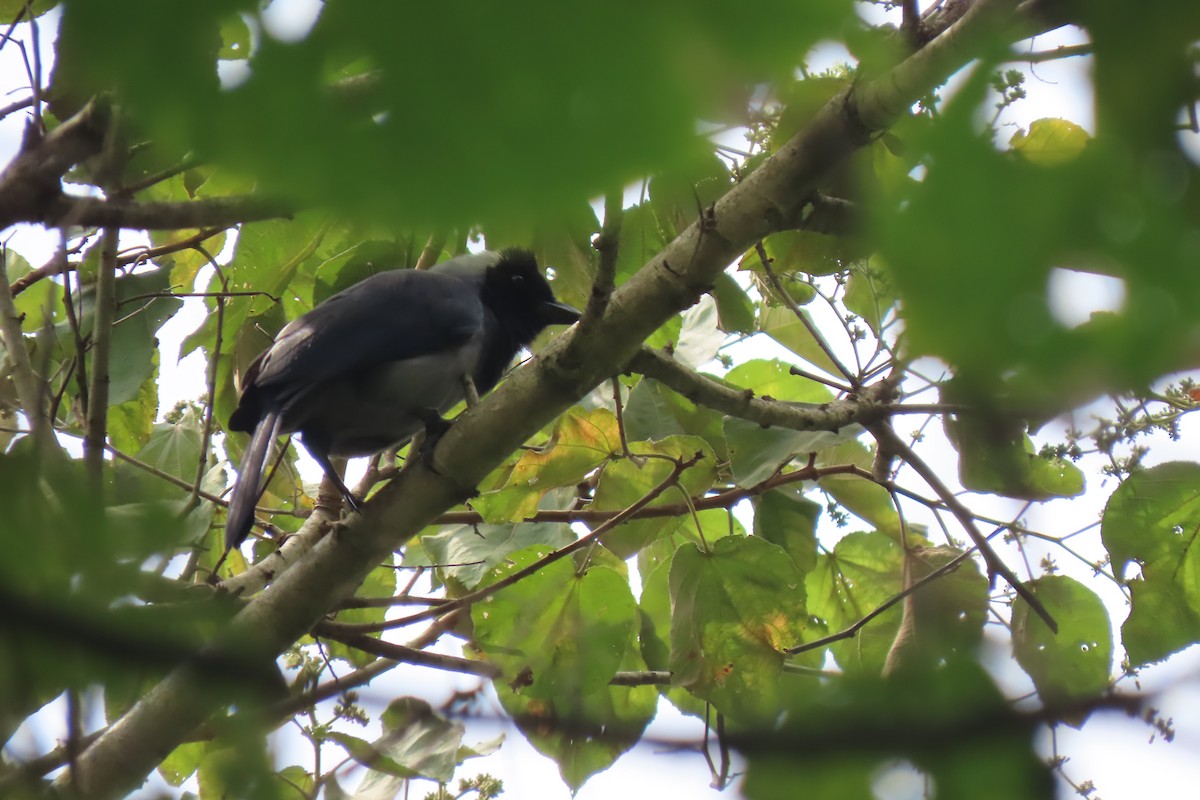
[250,269,483,395]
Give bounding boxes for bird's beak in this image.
[540,300,582,325]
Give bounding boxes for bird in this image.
[222,248,580,554]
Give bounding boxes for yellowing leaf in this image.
[1010,118,1089,166]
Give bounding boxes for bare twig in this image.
[414,232,446,270]
[370,451,706,632]
[869,420,1058,632]
[190,244,227,510]
[1009,42,1093,63]
[787,539,981,656]
[0,246,48,443]
[583,187,623,324]
[83,226,118,487]
[754,241,858,385]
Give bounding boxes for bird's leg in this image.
[410,407,453,471]
[461,373,480,407]
[307,449,363,513]
[410,408,480,502]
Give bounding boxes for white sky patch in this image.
[258,0,323,42]
[1046,267,1127,328]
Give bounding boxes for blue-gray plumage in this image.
[223,248,579,552]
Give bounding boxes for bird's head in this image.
[480,249,580,343]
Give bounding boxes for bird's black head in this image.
[482,249,580,344]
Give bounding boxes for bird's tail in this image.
[225,410,282,551]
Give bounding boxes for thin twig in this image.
[312,622,502,678]
[364,451,706,633]
[190,244,227,511]
[122,155,202,195]
[754,241,857,385]
[1009,42,1093,63]
[0,245,47,444]
[583,187,623,324]
[787,537,982,655]
[869,421,1058,632]
[83,227,119,488]
[414,232,446,270]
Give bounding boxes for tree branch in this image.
[41,192,294,230]
[0,248,47,443]
[629,346,897,431]
[0,99,109,229]
[869,420,1058,631]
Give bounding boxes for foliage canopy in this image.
[1,1,1199,798]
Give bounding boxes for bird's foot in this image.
[342,491,364,513]
[412,408,452,472]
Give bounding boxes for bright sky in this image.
[3,5,1200,800]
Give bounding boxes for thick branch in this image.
[42,193,294,230]
[629,347,896,430]
[0,100,108,228]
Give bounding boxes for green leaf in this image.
[724,358,833,404]
[944,392,1085,500]
[720,360,854,487]
[1012,576,1113,703]
[324,565,397,667]
[473,407,619,523]
[752,229,868,278]
[496,618,657,792]
[816,440,902,536]
[8,250,59,335]
[110,268,184,405]
[843,258,898,335]
[197,738,282,800]
[805,531,902,674]
[473,546,637,698]
[0,0,57,23]
[131,408,205,484]
[1123,574,1200,668]
[590,436,717,558]
[711,271,757,334]
[725,416,857,488]
[331,732,416,780]
[58,0,851,224]
[311,239,416,305]
[757,305,844,379]
[669,536,807,721]
[1103,462,1200,665]
[1101,461,1200,580]
[623,378,728,460]
[419,521,573,592]
[615,202,669,284]
[744,756,875,800]
[877,57,1200,408]
[218,12,250,60]
[882,546,988,675]
[745,663,1053,800]
[158,741,205,786]
[107,353,160,455]
[648,147,733,240]
[753,489,820,573]
[344,697,498,792]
